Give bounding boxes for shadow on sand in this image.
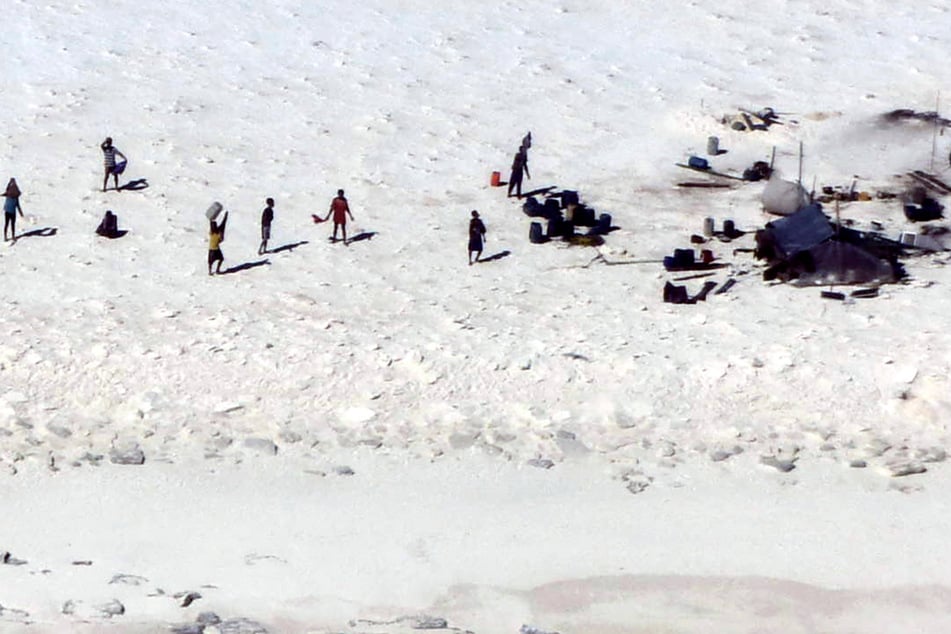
[220,259,271,275]
[119,179,150,192]
[345,231,377,244]
[513,185,557,199]
[267,240,309,254]
[18,227,58,239]
[478,250,511,263]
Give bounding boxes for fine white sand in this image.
[3,1,951,632]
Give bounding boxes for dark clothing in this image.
[96,211,119,238]
[507,151,528,197]
[469,218,486,252]
[261,205,274,240]
[208,248,223,265]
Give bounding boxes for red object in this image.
[490,171,501,187]
[312,214,326,224]
[701,249,714,264]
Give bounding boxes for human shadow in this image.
[518,185,557,198]
[19,227,58,239]
[119,179,149,191]
[220,259,271,275]
[267,240,309,254]
[477,250,511,263]
[347,231,377,243]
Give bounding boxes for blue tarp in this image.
[765,203,833,258]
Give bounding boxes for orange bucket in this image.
[490,171,501,187]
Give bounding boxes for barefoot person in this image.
[208,211,228,275]
[324,189,354,244]
[3,178,24,242]
[507,148,530,198]
[468,210,486,265]
[100,137,127,192]
[3,178,23,242]
[259,197,274,255]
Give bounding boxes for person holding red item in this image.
[324,189,354,244]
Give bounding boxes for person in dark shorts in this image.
[208,211,228,275]
[100,137,127,192]
[468,210,486,265]
[324,189,354,244]
[259,197,274,254]
[3,178,24,242]
[507,148,530,198]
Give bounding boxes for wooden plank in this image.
[909,171,951,194]
[675,163,746,181]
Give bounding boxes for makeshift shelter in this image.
[756,203,903,286]
[769,241,899,286]
[762,175,810,216]
[755,204,833,261]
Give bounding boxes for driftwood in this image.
[908,171,951,195]
[883,109,951,128]
[677,181,735,189]
[675,163,746,181]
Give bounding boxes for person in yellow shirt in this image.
[208,211,228,275]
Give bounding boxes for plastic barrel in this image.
[703,217,715,237]
[529,222,545,244]
[206,201,223,220]
[707,136,720,155]
[723,219,736,237]
[490,171,501,187]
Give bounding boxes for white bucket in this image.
[206,201,223,220]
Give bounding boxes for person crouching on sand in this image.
[208,211,228,275]
[324,189,354,244]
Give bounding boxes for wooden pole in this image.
[798,141,804,186]
[931,92,940,172]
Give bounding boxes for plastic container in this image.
[206,201,223,220]
[490,171,501,187]
[707,136,720,155]
[703,217,715,237]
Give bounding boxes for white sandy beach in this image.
[3,1,951,632]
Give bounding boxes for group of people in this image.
[208,189,356,276]
[6,133,522,269]
[101,136,362,276]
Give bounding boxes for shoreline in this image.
[2,453,950,632]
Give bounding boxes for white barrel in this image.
[703,217,715,237]
[206,201,223,220]
[707,136,720,155]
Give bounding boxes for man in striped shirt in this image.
[100,137,127,192]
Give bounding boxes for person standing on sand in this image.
[507,148,530,198]
[324,189,354,244]
[100,137,127,192]
[3,178,24,242]
[468,210,486,265]
[259,197,275,255]
[208,211,228,275]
